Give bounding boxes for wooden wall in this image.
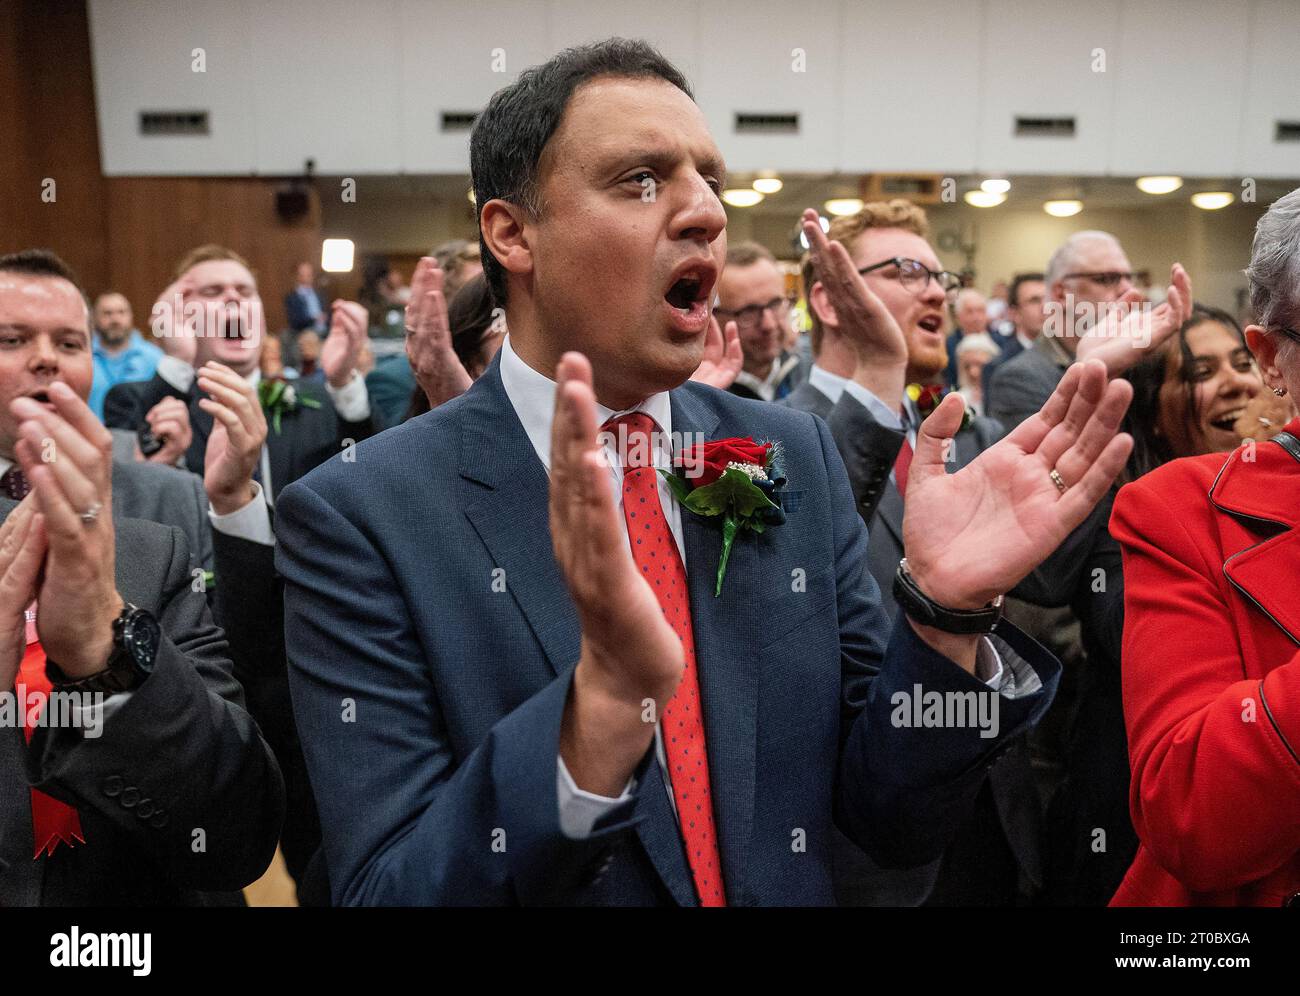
[0,0,323,334]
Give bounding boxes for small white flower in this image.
[726,461,768,482]
[282,384,297,406]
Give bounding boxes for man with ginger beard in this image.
[795,202,1038,906]
[276,39,1140,906]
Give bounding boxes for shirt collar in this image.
[498,335,673,471]
[807,364,848,404]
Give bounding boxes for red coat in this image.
[1109,422,1300,906]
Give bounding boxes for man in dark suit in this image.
[0,252,283,904]
[716,242,807,402]
[794,203,1046,906]
[104,245,377,504]
[277,39,1134,906]
[981,272,1045,403]
[284,261,326,334]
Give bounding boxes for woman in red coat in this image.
[1111,189,1300,906]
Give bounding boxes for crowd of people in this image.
[1,38,1297,908]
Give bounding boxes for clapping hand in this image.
[1076,263,1192,377]
[550,352,682,795]
[10,382,124,679]
[0,498,47,691]
[143,395,193,466]
[689,315,743,390]
[321,300,369,389]
[900,360,1133,670]
[801,208,909,411]
[405,256,472,409]
[197,362,268,515]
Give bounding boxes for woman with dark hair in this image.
[1110,190,1300,905]
[1038,302,1270,905]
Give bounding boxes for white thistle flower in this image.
[282,384,297,406]
[726,461,768,482]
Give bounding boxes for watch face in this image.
[124,610,161,673]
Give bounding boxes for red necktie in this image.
[18,605,86,858]
[604,413,726,906]
[893,436,913,499]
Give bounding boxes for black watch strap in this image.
[892,558,1005,635]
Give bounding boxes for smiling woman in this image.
[1110,187,1300,907]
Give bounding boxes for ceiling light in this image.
[824,197,864,216]
[722,188,764,208]
[1043,199,1083,217]
[980,178,1011,195]
[321,238,355,273]
[1191,191,1234,210]
[752,176,783,194]
[964,190,1006,208]
[1136,176,1183,195]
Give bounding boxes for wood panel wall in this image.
[0,0,324,335]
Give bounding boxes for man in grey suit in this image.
[987,231,1136,430]
[0,251,283,904]
[792,201,1045,908]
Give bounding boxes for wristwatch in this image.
[893,558,1004,635]
[45,603,161,695]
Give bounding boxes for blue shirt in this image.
[90,331,164,420]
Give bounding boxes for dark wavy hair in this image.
[1120,303,1251,483]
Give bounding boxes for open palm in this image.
[902,360,1133,609]
[1076,263,1192,377]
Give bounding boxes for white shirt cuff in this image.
[977,635,1043,700]
[556,754,635,839]
[842,380,903,430]
[208,481,274,546]
[326,369,371,422]
[156,355,195,393]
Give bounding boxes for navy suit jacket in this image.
[276,354,1060,905]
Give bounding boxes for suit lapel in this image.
[670,386,761,904]
[876,478,905,550]
[458,363,580,678]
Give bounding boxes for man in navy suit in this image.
[981,272,1046,406]
[276,39,1135,906]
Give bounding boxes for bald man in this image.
[943,288,990,388]
[90,291,162,420]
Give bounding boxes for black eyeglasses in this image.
[714,296,790,331]
[1275,327,1300,343]
[857,257,962,295]
[1061,271,1135,288]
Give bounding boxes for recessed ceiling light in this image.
[981,178,1011,195]
[722,188,764,207]
[752,176,783,194]
[1191,191,1234,210]
[1136,176,1183,195]
[824,197,864,216]
[964,190,1006,208]
[1044,199,1083,217]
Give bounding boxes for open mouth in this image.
[1209,408,1244,432]
[663,259,717,313]
[218,314,248,340]
[917,315,944,335]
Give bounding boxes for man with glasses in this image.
[988,232,1135,431]
[796,200,1039,907]
[715,242,806,402]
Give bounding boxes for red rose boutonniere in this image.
[907,382,972,430]
[662,436,787,596]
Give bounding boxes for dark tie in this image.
[1,466,30,501]
[603,413,726,906]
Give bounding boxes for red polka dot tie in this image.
[604,413,726,906]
